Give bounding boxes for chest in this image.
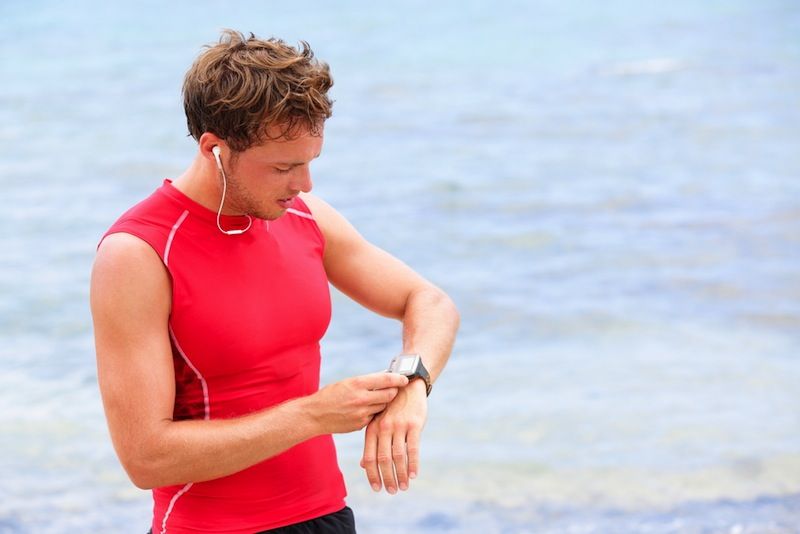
[167,222,331,377]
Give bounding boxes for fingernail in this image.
[399,482,408,491]
[371,483,380,492]
[388,488,397,495]
[409,472,417,479]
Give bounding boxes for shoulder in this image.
[297,192,333,220]
[92,233,171,314]
[95,232,163,268]
[299,193,360,238]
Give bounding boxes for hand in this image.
[360,378,428,494]
[307,372,409,435]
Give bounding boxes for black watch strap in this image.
[413,358,432,397]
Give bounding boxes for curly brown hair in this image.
[182,29,333,152]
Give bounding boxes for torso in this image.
[102,179,346,534]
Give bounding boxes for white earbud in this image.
[211,144,253,236]
[212,145,223,170]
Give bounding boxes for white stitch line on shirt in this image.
[164,210,189,266]
[169,326,211,421]
[286,207,314,220]
[160,482,193,534]
[159,328,210,532]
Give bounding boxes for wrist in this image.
[289,395,325,438]
[388,353,433,396]
[407,377,429,396]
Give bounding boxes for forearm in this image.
[360,286,457,494]
[125,395,319,489]
[401,286,460,383]
[120,369,406,489]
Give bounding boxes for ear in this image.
[198,132,226,163]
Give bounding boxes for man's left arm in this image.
[301,193,460,494]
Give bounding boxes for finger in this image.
[377,429,398,494]
[392,430,409,491]
[367,403,388,416]
[365,387,399,405]
[361,425,381,492]
[359,416,373,469]
[407,426,422,480]
[360,372,409,390]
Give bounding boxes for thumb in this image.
[361,371,409,390]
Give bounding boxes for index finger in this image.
[359,372,409,390]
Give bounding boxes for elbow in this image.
[129,474,156,491]
[123,457,161,490]
[111,420,185,490]
[119,445,172,490]
[439,291,460,329]
[448,295,461,332]
[426,285,461,329]
[453,303,461,331]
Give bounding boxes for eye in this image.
[275,167,293,174]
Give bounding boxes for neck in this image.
[172,153,243,216]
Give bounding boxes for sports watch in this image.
[387,353,432,396]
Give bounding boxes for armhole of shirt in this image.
[98,227,175,284]
[291,196,327,254]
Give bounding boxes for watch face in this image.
[389,354,419,375]
[397,356,417,374]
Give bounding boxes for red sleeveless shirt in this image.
[101,179,346,533]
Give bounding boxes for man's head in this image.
[182,29,333,152]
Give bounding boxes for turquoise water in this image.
[1,1,799,532]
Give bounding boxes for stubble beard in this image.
[222,171,285,222]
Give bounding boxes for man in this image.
[90,29,459,534]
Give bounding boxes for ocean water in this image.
[1,1,799,532]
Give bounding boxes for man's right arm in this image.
[90,233,407,489]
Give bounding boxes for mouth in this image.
[277,196,296,209]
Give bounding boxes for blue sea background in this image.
[1,1,799,532]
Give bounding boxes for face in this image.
[220,127,323,221]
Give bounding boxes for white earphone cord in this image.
[214,150,252,236]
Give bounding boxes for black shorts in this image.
[147,506,356,534]
[256,506,356,533]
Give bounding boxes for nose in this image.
[290,165,313,193]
